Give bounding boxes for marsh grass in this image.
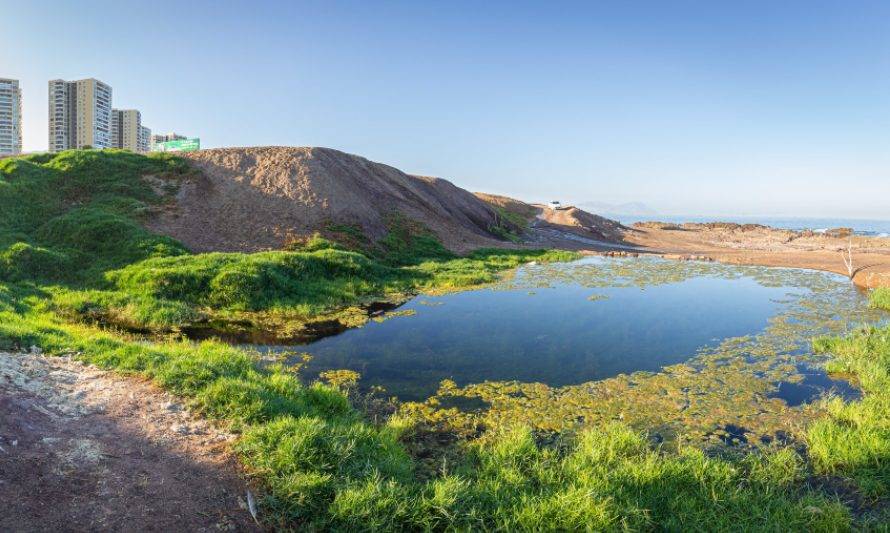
[810,326,890,500]
[871,287,890,311]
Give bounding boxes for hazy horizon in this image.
[4,0,890,219]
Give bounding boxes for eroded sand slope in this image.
[148,147,512,253]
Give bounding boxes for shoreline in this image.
[609,224,890,289]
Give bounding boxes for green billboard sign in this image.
[155,138,200,152]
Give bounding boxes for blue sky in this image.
[3,0,890,218]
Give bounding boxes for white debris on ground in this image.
[0,350,257,532]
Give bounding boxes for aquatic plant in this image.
[404,258,886,451]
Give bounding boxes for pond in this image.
[259,257,883,424]
[290,266,788,400]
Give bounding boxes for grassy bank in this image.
[872,287,890,311]
[811,325,890,501]
[1,150,887,529]
[0,150,575,337]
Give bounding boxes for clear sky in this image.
[3,0,890,218]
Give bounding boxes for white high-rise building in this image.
[0,78,23,155]
[48,78,112,151]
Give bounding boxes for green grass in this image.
[811,325,890,500]
[48,246,575,332]
[871,287,890,311]
[0,150,887,529]
[0,149,190,284]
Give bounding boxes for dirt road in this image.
[0,350,258,532]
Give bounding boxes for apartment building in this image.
[0,78,23,155]
[48,78,113,151]
[111,108,144,152]
[139,125,151,153]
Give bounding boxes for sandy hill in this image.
[475,193,629,245]
[533,204,627,242]
[147,147,513,253]
[474,192,539,220]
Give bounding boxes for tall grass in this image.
[871,287,890,311]
[810,326,890,500]
[0,149,190,283]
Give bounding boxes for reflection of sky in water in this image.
[769,364,861,406]
[284,261,810,401]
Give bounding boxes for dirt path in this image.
[0,350,259,532]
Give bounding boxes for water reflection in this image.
[261,257,868,403]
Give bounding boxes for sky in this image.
[3,0,890,219]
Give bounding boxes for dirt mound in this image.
[534,204,628,242]
[148,147,509,253]
[474,192,538,220]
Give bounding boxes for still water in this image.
[266,257,875,401]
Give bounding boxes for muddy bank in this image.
[622,223,890,289]
[0,350,258,532]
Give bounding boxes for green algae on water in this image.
[403,257,886,448]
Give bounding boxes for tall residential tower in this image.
[48,78,112,151]
[111,108,147,152]
[139,125,151,153]
[0,78,22,155]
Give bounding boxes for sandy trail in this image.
[0,350,259,532]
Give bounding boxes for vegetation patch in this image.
[871,287,890,310]
[810,326,890,500]
[478,196,534,243]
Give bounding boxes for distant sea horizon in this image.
[610,215,890,237]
